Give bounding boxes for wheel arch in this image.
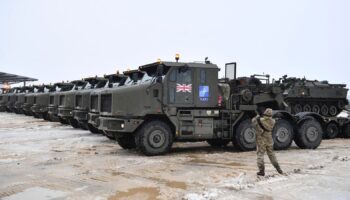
[141,114,176,136]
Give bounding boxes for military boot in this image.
[275,165,283,174]
[257,166,265,176]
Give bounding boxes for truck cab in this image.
[72,77,108,129]
[87,73,127,134]
[47,82,74,122]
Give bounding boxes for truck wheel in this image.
[206,139,230,147]
[272,119,294,150]
[58,117,69,124]
[293,104,302,114]
[103,131,116,140]
[303,104,311,112]
[329,105,338,116]
[78,121,88,130]
[294,119,323,149]
[342,124,350,138]
[320,105,328,116]
[87,123,100,134]
[312,105,320,114]
[233,119,256,151]
[135,120,173,156]
[69,118,80,128]
[43,113,50,121]
[325,122,339,139]
[117,135,136,149]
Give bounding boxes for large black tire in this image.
[87,123,100,134]
[294,119,323,149]
[324,122,339,139]
[272,119,294,150]
[232,119,256,151]
[58,117,69,124]
[206,139,230,148]
[69,118,80,128]
[103,131,116,140]
[117,134,136,149]
[342,124,350,138]
[33,113,42,119]
[42,112,50,121]
[78,121,88,130]
[135,120,173,156]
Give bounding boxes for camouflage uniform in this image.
[252,108,283,176]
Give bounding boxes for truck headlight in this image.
[121,123,125,129]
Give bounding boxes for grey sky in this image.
[0,0,349,91]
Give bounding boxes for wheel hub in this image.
[276,127,289,143]
[243,128,256,144]
[149,130,165,148]
[306,127,318,142]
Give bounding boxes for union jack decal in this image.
[176,84,192,93]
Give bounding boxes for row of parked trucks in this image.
[1,59,349,156]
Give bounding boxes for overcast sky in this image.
[0,0,349,90]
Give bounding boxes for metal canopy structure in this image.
[0,72,38,84]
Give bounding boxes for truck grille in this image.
[101,94,112,113]
[33,97,37,104]
[50,96,54,104]
[24,97,27,103]
[90,95,98,110]
[59,95,65,106]
[75,95,82,107]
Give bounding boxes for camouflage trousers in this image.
[256,132,281,171]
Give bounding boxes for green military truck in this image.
[14,86,33,114]
[97,70,155,140]
[6,87,22,112]
[72,77,108,130]
[22,86,43,116]
[97,60,325,156]
[57,80,87,126]
[87,73,127,134]
[31,85,54,120]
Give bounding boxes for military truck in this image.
[87,74,127,133]
[22,85,44,116]
[72,77,108,129]
[0,88,11,112]
[96,70,152,140]
[14,86,33,114]
[57,80,87,126]
[97,60,324,156]
[0,89,5,112]
[47,82,75,122]
[6,87,22,112]
[277,76,348,117]
[31,85,54,120]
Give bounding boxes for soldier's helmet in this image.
[264,108,273,117]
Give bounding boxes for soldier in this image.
[252,108,283,176]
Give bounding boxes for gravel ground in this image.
[0,112,349,200]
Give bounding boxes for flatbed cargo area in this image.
[0,112,350,200]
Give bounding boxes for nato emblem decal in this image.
[199,86,209,101]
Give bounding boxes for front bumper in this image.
[88,112,99,127]
[22,104,33,112]
[98,116,144,133]
[73,109,88,121]
[31,105,48,114]
[58,107,73,119]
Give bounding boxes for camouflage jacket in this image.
[252,115,276,134]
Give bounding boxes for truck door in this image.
[167,66,193,105]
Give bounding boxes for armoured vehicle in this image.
[22,85,44,116]
[14,86,33,114]
[72,77,108,129]
[6,87,22,112]
[47,82,74,122]
[96,70,153,140]
[277,76,349,117]
[57,80,87,126]
[87,74,127,133]
[98,60,324,156]
[31,85,54,120]
[0,88,11,112]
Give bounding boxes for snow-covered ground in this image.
[0,112,349,200]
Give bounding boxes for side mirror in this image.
[156,76,163,83]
